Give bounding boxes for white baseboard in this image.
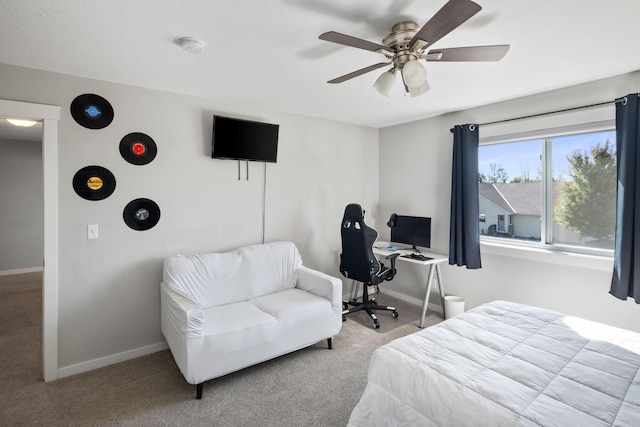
[57,341,169,379]
[342,285,444,315]
[0,267,43,276]
[380,287,444,314]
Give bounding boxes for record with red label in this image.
[123,198,160,231]
[119,132,157,165]
[72,166,116,200]
[70,94,114,129]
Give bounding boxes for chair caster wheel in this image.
[342,316,347,322]
[392,311,399,319]
[373,320,380,329]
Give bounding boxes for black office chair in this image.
[339,203,400,329]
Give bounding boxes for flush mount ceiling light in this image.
[180,37,205,54]
[318,0,510,98]
[7,118,38,127]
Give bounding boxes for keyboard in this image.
[401,253,432,261]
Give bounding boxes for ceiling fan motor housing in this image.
[382,21,424,69]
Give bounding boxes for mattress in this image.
[347,300,640,426]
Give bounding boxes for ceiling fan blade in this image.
[410,0,482,50]
[319,31,394,56]
[424,45,510,61]
[327,62,391,84]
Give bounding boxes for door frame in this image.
[0,99,60,381]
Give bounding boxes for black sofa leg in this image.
[196,383,203,399]
[327,337,333,349]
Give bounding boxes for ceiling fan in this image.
[318,0,510,97]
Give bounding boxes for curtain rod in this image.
[478,100,616,127]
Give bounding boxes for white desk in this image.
[373,244,448,328]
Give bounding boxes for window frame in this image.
[478,104,616,259]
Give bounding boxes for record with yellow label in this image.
[72,166,116,200]
[123,198,160,231]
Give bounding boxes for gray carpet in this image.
[0,272,442,426]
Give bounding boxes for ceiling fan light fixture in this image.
[373,69,397,97]
[408,80,430,97]
[401,59,427,88]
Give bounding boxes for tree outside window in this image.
[554,139,616,249]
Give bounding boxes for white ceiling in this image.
[1,0,639,131]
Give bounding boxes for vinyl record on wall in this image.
[123,198,160,231]
[70,94,114,129]
[119,132,157,165]
[72,165,116,201]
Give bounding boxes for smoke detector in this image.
[180,37,204,54]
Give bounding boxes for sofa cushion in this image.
[163,252,250,308]
[202,302,277,352]
[243,241,302,299]
[162,241,302,308]
[253,288,334,325]
[253,288,340,349]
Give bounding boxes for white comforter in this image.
[348,300,640,426]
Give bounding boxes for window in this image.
[479,123,616,255]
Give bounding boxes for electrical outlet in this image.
[87,224,99,239]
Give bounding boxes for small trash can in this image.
[444,295,465,319]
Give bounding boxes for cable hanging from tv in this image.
[237,160,250,180]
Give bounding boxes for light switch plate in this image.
[87,224,99,239]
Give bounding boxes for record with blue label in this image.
[119,132,157,165]
[123,198,160,231]
[72,165,116,200]
[70,94,114,129]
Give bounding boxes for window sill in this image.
[480,239,614,272]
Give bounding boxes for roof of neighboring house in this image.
[479,183,542,216]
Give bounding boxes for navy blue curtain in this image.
[611,93,640,302]
[449,124,481,269]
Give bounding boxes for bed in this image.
[347,300,640,426]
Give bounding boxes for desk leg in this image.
[419,265,436,328]
[435,264,445,320]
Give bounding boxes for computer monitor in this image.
[389,214,431,251]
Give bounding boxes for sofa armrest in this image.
[160,281,205,340]
[296,266,343,317]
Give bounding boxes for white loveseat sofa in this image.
[161,241,343,399]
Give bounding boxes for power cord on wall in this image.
[236,160,268,244]
[262,162,267,244]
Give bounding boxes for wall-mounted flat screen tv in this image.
[212,115,279,163]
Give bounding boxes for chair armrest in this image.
[160,281,204,340]
[296,266,343,315]
[385,252,400,280]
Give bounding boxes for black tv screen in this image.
[390,215,431,250]
[212,115,279,163]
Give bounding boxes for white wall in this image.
[0,138,43,271]
[379,71,640,333]
[0,63,378,373]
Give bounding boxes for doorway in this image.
[0,99,60,381]
[0,120,44,381]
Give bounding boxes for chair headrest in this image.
[344,203,364,221]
